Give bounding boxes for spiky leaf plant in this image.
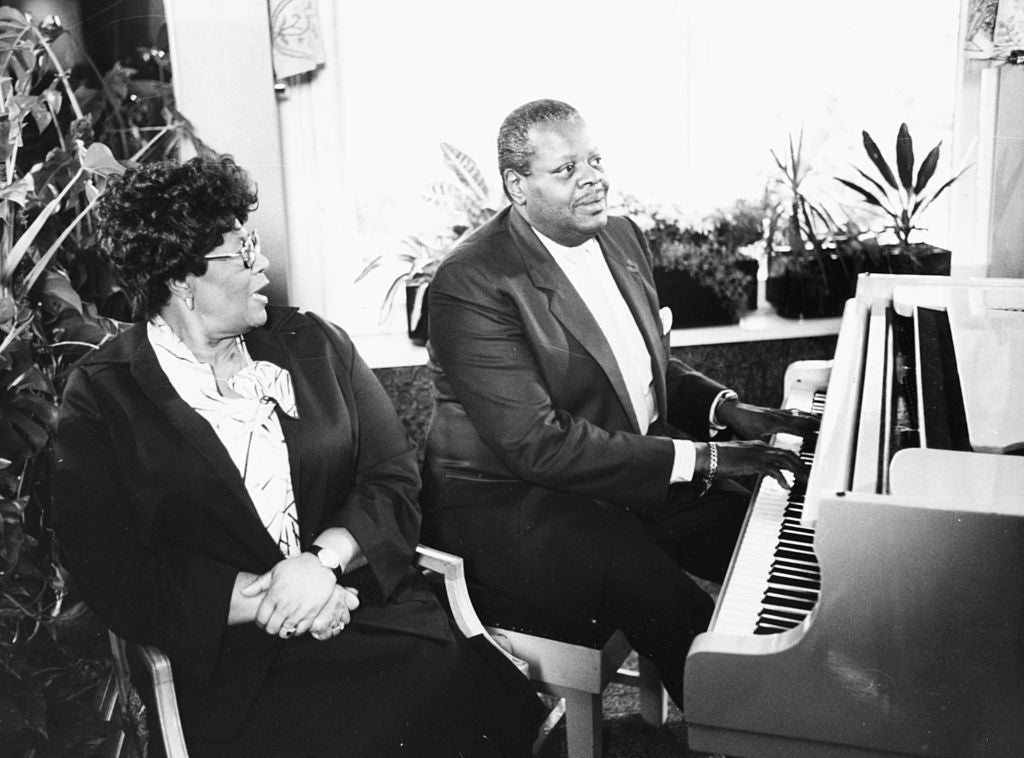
[836,123,967,246]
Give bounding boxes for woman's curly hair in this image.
[96,155,258,319]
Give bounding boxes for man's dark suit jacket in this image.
[54,308,444,740]
[422,206,728,636]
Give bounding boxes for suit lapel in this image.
[509,210,645,433]
[127,325,281,557]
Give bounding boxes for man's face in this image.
[513,119,609,247]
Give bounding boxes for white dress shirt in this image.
[533,228,698,482]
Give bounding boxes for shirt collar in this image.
[531,226,600,264]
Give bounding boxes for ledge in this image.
[354,308,841,369]
[670,308,841,348]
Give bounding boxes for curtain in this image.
[965,0,1024,60]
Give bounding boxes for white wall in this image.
[163,0,292,305]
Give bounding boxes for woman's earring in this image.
[184,296,194,311]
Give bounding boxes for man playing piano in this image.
[420,98,818,713]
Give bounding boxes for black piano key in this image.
[768,573,821,591]
[771,569,820,586]
[772,556,818,570]
[762,592,817,611]
[776,547,816,563]
[758,605,803,621]
[766,584,818,603]
[759,606,805,623]
[779,529,814,544]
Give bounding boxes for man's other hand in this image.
[715,399,820,441]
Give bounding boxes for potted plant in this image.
[764,132,861,319]
[836,123,966,275]
[356,142,501,345]
[0,10,195,755]
[623,198,759,329]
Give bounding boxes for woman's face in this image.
[189,225,271,339]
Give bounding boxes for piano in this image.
[684,274,1024,758]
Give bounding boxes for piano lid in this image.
[894,282,1024,454]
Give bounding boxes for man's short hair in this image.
[497,99,581,195]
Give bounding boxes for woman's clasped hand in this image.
[241,553,360,640]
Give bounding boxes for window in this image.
[337,0,961,335]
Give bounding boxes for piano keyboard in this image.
[710,390,827,636]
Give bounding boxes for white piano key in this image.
[710,391,826,636]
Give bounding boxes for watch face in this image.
[313,545,341,569]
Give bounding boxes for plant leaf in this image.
[913,143,941,195]
[914,165,970,217]
[0,348,58,463]
[862,130,898,190]
[836,178,887,209]
[440,142,489,205]
[0,165,83,284]
[0,174,33,205]
[82,142,124,177]
[853,167,893,206]
[895,123,914,193]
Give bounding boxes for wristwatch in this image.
[307,544,344,582]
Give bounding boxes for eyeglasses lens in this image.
[241,230,260,268]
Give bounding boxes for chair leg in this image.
[637,655,667,727]
[562,689,602,758]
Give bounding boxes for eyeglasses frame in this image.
[204,228,260,269]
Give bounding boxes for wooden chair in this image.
[485,624,666,758]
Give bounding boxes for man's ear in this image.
[504,169,527,206]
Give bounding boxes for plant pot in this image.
[653,269,741,328]
[860,242,951,276]
[405,284,429,346]
[766,247,857,319]
[737,257,759,311]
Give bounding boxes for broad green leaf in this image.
[0,7,28,25]
[0,362,59,462]
[29,95,53,135]
[895,123,914,192]
[862,130,898,190]
[82,141,124,177]
[913,143,941,195]
[0,164,83,283]
[0,173,33,204]
[36,269,83,316]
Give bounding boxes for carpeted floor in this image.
[534,656,719,758]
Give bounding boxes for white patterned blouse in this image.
[147,317,301,558]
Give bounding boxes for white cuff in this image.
[669,439,697,483]
[709,389,739,431]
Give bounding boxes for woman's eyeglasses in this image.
[205,229,260,269]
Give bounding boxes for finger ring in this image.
[331,623,344,633]
[281,626,297,638]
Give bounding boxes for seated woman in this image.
[54,155,542,757]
